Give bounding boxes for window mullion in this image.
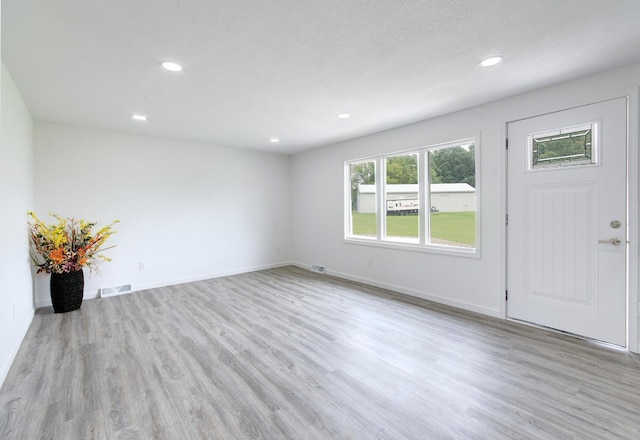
[419,150,427,245]
[345,163,352,239]
[377,157,385,241]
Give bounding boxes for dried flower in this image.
[27,212,119,275]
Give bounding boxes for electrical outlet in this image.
[138,262,145,271]
[368,257,373,267]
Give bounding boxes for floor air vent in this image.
[310,265,326,274]
[99,284,132,298]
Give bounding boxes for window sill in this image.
[343,237,480,259]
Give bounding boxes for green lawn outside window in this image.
[351,212,475,247]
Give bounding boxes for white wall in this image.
[290,63,640,351]
[0,63,35,385]
[291,105,502,317]
[32,122,292,306]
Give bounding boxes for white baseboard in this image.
[36,261,295,308]
[131,261,294,293]
[36,261,502,320]
[291,261,502,319]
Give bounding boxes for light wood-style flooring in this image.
[1,266,639,439]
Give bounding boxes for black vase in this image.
[50,269,84,313]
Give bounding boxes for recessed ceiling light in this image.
[161,61,183,72]
[480,56,503,67]
[337,113,351,119]
[269,138,280,143]
[132,114,147,121]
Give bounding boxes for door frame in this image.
[503,88,639,353]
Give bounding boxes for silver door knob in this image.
[598,237,621,245]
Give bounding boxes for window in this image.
[529,123,596,170]
[385,153,419,243]
[345,138,477,253]
[349,160,376,238]
[428,142,476,249]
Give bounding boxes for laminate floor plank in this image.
[1,265,639,439]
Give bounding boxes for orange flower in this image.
[28,212,119,275]
[49,248,66,264]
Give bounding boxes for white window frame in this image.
[382,152,420,244]
[344,137,480,257]
[345,159,379,240]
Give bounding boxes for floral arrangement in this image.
[27,212,119,274]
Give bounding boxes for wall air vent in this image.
[310,265,326,274]
[99,284,132,298]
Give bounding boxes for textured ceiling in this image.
[3,0,640,153]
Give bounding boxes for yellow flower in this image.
[27,212,118,275]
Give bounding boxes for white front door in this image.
[507,98,628,346]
